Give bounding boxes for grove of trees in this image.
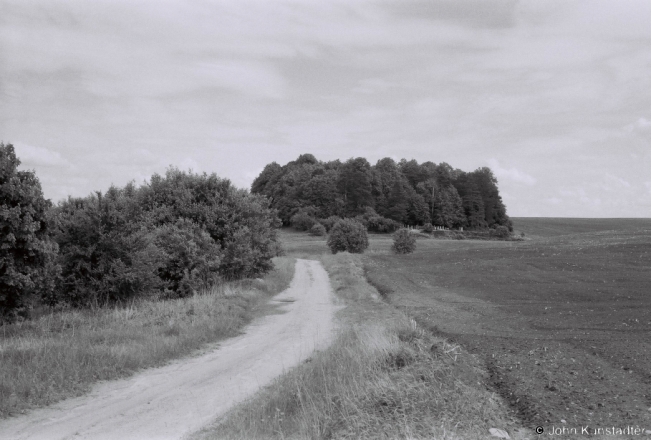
[1,142,281,321]
[251,154,511,232]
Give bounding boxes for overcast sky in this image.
[1,0,650,217]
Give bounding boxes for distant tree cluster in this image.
[1,142,281,321]
[252,154,511,231]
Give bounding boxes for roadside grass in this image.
[193,252,528,440]
[0,256,295,418]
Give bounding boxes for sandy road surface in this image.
[0,259,339,440]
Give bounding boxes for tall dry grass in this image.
[194,253,526,440]
[0,257,295,418]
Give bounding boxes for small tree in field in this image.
[1,143,59,321]
[327,219,368,254]
[392,229,416,254]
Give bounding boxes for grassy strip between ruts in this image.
[0,256,295,419]
[194,253,531,440]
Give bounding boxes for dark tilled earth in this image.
[364,219,651,436]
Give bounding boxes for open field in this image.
[511,217,651,238]
[0,257,295,419]
[364,218,651,433]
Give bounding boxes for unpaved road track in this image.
[0,259,338,440]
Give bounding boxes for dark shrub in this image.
[290,210,317,231]
[51,169,281,306]
[421,223,433,233]
[366,215,401,233]
[151,220,222,298]
[489,225,510,239]
[392,229,416,254]
[319,216,342,232]
[52,188,163,306]
[1,143,60,321]
[309,223,326,237]
[327,219,368,254]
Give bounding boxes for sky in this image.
[1,0,650,217]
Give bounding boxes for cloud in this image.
[624,117,651,133]
[12,142,72,168]
[1,0,650,217]
[487,159,536,186]
[605,173,631,188]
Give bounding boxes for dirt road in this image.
[0,259,339,440]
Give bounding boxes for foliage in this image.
[327,219,369,254]
[51,168,281,307]
[489,225,511,239]
[252,154,511,231]
[290,209,318,231]
[355,207,400,233]
[338,158,374,216]
[365,215,401,233]
[318,216,342,232]
[150,220,222,298]
[385,180,408,223]
[422,223,433,233]
[308,223,326,237]
[52,188,163,306]
[391,229,417,254]
[1,143,59,321]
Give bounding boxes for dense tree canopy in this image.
[252,154,511,231]
[1,143,58,320]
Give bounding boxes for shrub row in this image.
[291,207,400,235]
[1,143,282,321]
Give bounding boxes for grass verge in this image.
[193,253,529,440]
[0,256,295,418]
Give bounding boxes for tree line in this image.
[251,154,511,231]
[1,143,280,322]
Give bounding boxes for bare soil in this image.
[0,259,339,440]
[364,219,651,437]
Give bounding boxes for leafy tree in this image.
[398,159,428,189]
[300,169,342,218]
[251,162,282,195]
[337,158,373,216]
[392,229,416,254]
[431,185,466,229]
[327,219,368,254]
[470,167,512,230]
[405,186,430,225]
[371,158,403,217]
[453,173,487,229]
[386,180,408,223]
[0,143,59,320]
